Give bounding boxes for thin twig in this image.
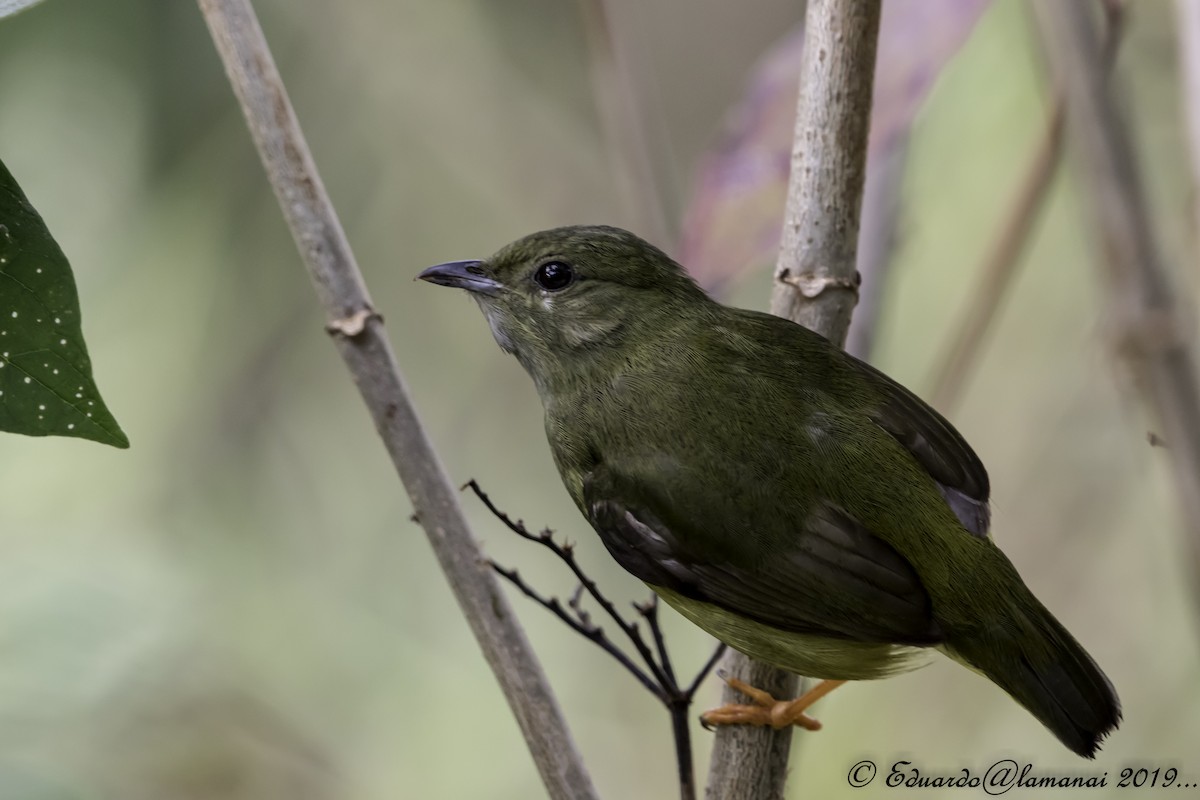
[490,562,665,700]
[465,480,671,688]
[1031,0,1200,626]
[638,596,678,685]
[709,2,883,798]
[687,643,729,698]
[633,598,725,702]
[568,584,592,626]
[471,482,730,800]
[193,3,598,799]
[470,482,729,800]
[928,0,1125,413]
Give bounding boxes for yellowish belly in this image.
[652,585,932,681]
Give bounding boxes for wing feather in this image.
[585,467,943,645]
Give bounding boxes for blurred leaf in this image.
[679,0,993,292]
[0,0,48,20]
[0,157,128,448]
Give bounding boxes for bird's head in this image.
[418,225,710,386]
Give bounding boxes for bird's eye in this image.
[533,261,575,292]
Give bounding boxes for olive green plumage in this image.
[418,225,1120,758]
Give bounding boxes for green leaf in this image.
[0,157,128,448]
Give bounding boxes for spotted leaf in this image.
[0,157,128,448]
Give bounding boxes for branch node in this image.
[325,306,381,337]
[777,268,861,299]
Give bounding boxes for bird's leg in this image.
[701,676,847,731]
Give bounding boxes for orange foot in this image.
[700,676,847,731]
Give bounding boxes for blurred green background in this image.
[0,0,1197,798]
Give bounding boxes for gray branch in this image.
[194,2,599,798]
[768,0,882,348]
[705,1,881,798]
[1032,4,1200,614]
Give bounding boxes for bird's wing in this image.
[850,356,991,536]
[729,309,991,536]
[583,463,943,645]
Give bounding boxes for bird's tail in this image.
[946,583,1121,758]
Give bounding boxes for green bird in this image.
[418,225,1120,757]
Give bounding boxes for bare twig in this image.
[687,641,729,698]
[466,480,670,688]
[194,3,598,799]
[641,598,727,800]
[928,0,1125,412]
[490,562,665,699]
[1031,2,1200,618]
[639,596,678,686]
[709,2,882,798]
[470,481,726,800]
[577,0,676,249]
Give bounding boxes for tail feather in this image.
[948,596,1121,758]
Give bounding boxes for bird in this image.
[418,224,1121,758]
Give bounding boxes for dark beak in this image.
[417,260,503,296]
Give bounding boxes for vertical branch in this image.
[767,0,882,347]
[705,657,798,800]
[1031,4,1200,613]
[194,3,599,799]
[706,1,882,798]
[669,701,696,800]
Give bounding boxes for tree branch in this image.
[194,3,598,798]
[706,2,881,798]
[1031,3,1200,619]
[766,0,882,348]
